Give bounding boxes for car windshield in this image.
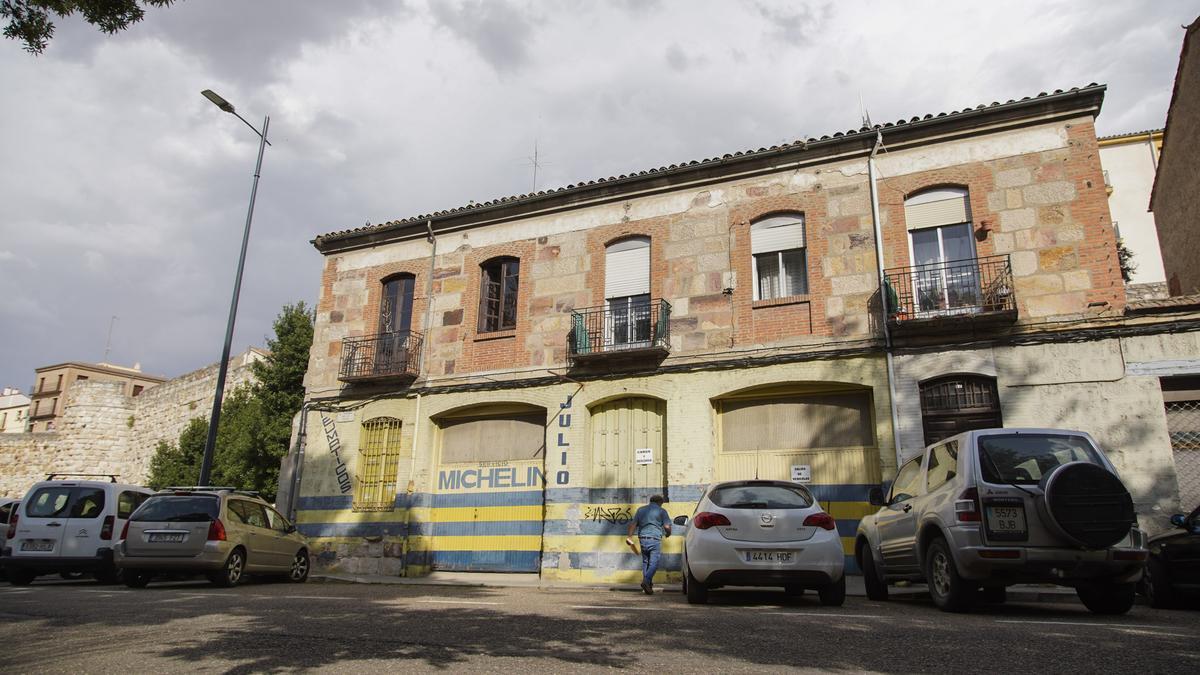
[710,483,814,509]
[130,495,220,522]
[978,434,1103,485]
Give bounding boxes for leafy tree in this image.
[3,0,175,54]
[1117,238,1137,283]
[144,302,314,501]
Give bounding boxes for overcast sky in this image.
[0,0,1194,391]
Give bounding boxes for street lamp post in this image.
[198,89,270,486]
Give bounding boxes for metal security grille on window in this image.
[1166,401,1200,509]
[354,418,403,511]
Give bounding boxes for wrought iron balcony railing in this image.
[339,330,423,382]
[884,255,1016,325]
[568,298,671,362]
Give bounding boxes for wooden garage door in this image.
[590,397,667,496]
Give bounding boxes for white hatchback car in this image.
[677,480,845,605]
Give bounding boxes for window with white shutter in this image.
[751,214,807,300]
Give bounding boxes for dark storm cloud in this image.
[428,0,542,74]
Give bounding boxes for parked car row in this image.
[677,428,1197,614]
[0,476,309,588]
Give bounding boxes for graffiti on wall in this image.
[584,505,632,524]
[320,414,352,494]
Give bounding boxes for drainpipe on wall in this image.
[400,391,421,577]
[283,402,314,521]
[867,131,905,467]
[422,220,437,377]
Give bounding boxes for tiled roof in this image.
[1097,128,1163,142]
[315,84,1105,245]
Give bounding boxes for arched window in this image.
[478,257,520,332]
[751,214,807,300]
[904,188,979,313]
[919,374,1002,446]
[605,237,651,345]
[380,274,415,334]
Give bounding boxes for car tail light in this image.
[7,513,17,540]
[120,520,130,540]
[692,512,732,529]
[955,487,981,522]
[803,512,837,531]
[100,515,115,540]
[207,518,227,541]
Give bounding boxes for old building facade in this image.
[27,361,167,433]
[286,84,1200,583]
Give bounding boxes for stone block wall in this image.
[0,349,264,498]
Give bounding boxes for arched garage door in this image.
[432,406,546,572]
[590,397,667,500]
[716,389,881,487]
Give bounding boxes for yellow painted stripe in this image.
[541,567,682,585]
[427,505,543,522]
[542,503,698,521]
[296,509,409,524]
[826,502,875,520]
[428,535,542,551]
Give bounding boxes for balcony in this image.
[339,330,423,383]
[884,255,1017,335]
[568,298,671,365]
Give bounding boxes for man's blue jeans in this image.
[640,537,662,586]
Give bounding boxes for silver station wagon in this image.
[114,487,310,588]
[856,428,1147,614]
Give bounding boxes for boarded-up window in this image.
[354,417,404,511]
[440,413,546,464]
[721,392,872,452]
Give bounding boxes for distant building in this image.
[28,362,167,433]
[1151,17,1200,296]
[0,387,30,434]
[1098,129,1165,297]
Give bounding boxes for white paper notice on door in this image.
[635,447,653,465]
[791,464,811,483]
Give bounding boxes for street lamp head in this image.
[201,89,236,114]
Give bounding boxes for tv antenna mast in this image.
[103,315,118,362]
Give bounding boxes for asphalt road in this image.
[0,577,1196,673]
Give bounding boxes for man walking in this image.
[628,494,672,595]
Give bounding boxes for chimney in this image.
[132,362,142,371]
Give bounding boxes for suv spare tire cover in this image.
[1040,461,1134,549]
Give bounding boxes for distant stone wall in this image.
[0,349,264,499]
[1127,281,1169,302]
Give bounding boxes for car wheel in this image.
[685,564,708,605]
[818,575,846,607]
[861,544,889,601]
[209,548,246,588]
[288,550,310,583]
[124,571,152,589]
[982,585,1007,604]
[7,569,35,586]
[925,538,976,613]
[1076,581,1135,615]
[1142,558,1177,609]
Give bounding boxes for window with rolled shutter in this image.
[605,237,650,299]
[903,188,971,231]
[751,214,807,300]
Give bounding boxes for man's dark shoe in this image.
[641,581,653,595]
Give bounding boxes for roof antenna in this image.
[526,139,550,192]
[859,91,873,129]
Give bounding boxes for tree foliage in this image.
[1117,238,1137,283]
[3,0,175,54]
[146,303,314,502]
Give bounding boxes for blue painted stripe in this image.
[414,490,544,508]
[297,521,408,539]
[546,485,706,504]
[806,484,877,502]
[424,550,541,572]
[296,495,353,510]
[410,520,544,537]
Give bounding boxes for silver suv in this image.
[114,487,310,588]
[856,428,1147,614]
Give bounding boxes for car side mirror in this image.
[285,524,297,534]
[1170,514,1187,529]
[673,515,687,526]
[868,487,885,507]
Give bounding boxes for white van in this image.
[1,476,153,585]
